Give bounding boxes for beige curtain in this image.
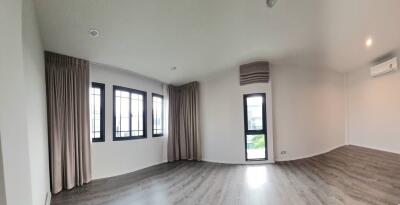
[168,82,201,162]
[45,52,91,194]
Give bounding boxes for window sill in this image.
[245,158,268,162]
[92,138,105,143]
[113,136,146,141]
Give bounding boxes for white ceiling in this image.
[34,0,400,84]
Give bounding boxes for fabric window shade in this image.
[239,61,270,85]
[45,51,92,194]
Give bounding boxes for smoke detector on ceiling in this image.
[266,0,278,8]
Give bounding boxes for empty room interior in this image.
[1,0,400,204]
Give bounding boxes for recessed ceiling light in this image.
[366,37,373,48]
[89,29,99,38]
[266,0,278,8]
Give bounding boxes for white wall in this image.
[272,65,346,161]
[200,68,274,164]
[347,63,400,154]
[200,65,346,163]
[22,0,51,204]
[0,0,34,204]
[90,63,167,179]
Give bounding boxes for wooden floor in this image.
[51,146,400,205]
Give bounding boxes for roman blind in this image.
[239,61,270,85]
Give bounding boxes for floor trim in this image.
[45,192,51,205]
[275,144,346,162]
[348,143,400,155]
[201,159,275,165]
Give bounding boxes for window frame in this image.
[90,82,105,143]
[152,93,164,137]
[113,85,147,141]
[243,93,268,161]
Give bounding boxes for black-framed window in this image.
[113,85,147,141]
[90,82,105,142]
[243,93,267,161]
[152,94,163,137]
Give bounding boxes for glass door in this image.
[243,93,267,161]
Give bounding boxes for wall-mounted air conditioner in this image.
[370,57,398,77]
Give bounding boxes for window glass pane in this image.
[246,134,266,159]
[90,84,105,142]
[131,96,139,132]
[120,91,130,134]
[90,86,103,141]
[247,96,263,130]
[115,89,130,138]
[131,93,143,136]
[153,109,156,129]
[153,99,157,129]
[156,102,162,130]
[152,96,163,135]
[89,90,95,139]
[120,117,129,132]
[131,117,139,132]
[121,91,129,98]
[95,119,100,134]
[120,92,130,118]
[138,97,143,131]
[121,131,130,137]
[115,96,121,132]
[95,95,100,114]
[94,113,100,121]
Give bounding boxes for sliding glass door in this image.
[243,93,267,161]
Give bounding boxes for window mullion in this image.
[138,94,140,136]
[156,100,158,133]
[129,92,132,137]
[152,99,154,134]
[92,93,94,137]
[119,94,122,137]
[245,130,265,135]
[155,101,158,131]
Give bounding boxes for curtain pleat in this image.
[45,51,91,194]
[240,61,270,85]
[168,82,201,161]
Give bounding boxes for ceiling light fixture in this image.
[365,37,373,48]
[171,66,177,71]
[266,0,278,8]
[89,29,99,38]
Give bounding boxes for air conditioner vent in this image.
[370,57,398,77]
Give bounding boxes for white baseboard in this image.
[45,192,51,205]
[202,158,275,165]
[202,145,346,164]
[349,143,400,155]
[92,161,166,180]
[275,144,346,162]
